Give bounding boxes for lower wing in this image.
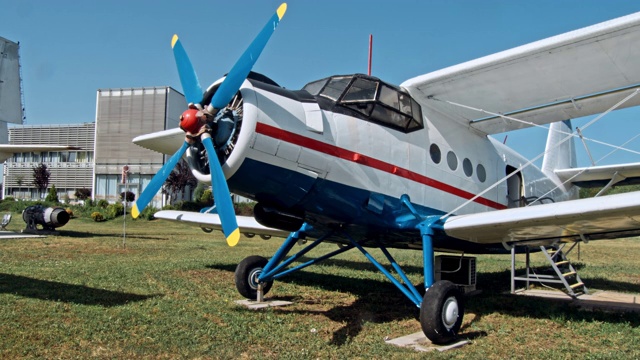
[153,210,290,239]
[443,191,640,245]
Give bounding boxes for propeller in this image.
[171,34,202,105]
[132,3,288,248]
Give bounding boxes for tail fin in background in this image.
[542,120,578,194]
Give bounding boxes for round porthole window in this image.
[463,158,473,177]
[477,164,486,182]
[447,151,458,171]
[430,144,441,164]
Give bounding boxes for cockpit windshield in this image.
[303,74,423,133]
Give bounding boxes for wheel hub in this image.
[248,268,262,290]
[442,296,459,329]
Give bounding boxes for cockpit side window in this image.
[379,85,400,110]
[302,78,329,96]
[319,77,351,101]
[304,74,424,133]
[342,78,377,101]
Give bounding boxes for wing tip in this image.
[171,34,179,48]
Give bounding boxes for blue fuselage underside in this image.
[230,158,510,254]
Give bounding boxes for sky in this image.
[3,0,640,168]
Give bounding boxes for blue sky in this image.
[3,0,640,167]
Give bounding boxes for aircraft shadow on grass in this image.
[0,273,159,307]
[207,261,640,345]
[60,230,168,241]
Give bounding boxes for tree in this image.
[75,188,91,200]
[45,184,59,202]
[119,191,136,202]
[163,159,197,202]
[32,163,50,199]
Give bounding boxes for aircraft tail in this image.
[542,120,577,193]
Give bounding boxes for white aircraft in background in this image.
[132,4,640,344]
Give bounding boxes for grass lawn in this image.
[1,212,639,359]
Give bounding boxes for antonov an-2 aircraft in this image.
[132,4,640,344]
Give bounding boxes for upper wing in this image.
[443,191,640,244]
[0,145,80,162]
[402,12,640,134]
[153,210,291,238]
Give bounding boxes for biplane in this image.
[132,4,640,343]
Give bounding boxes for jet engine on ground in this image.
[22,205,70,233]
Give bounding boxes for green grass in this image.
[1,213,639,359]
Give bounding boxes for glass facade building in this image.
[3,87,186,207]
[3,123,95,200]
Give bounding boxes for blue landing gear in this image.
[420,280,465,344]
[235,255,273,300]
[234,206,464,345]
[407,196,465,344]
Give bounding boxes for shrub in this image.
[193,182,206,202]
[235,202,255,216]
[97,199,109,209]
[105,203,124,219]
[85,199,94,207]
[45,185,59,203]
[174,201,203,212]
[162,204,175,211]
[3,197,15,202]
[138,206,158,220]
[119,191,135,202]
[91,212,104,222]
[199,189,213,205]
[75,188,91,200]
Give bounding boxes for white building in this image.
[3,87,189,207]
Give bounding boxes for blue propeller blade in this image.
[132,141,189,218]
[210,3,287,109]
[172,35,203,104]
[201,135,240,246]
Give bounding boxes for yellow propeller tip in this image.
[171,34,179,48]
[277,3,287,20]
[131,205,140,219]
[226,229,241,247]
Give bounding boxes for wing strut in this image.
[441,88,640,218]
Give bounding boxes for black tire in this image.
[235,255,273,299]
[259,235,271,240]
[420,280,464,344]
[200,227,213,233]
[244,233,256,238]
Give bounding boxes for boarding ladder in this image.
[511,243,589,298]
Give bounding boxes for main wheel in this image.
[235,255,273,299]
[420,280,464,344]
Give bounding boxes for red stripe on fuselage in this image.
[255,122,507,210]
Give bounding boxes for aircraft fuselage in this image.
[189,73,575,252]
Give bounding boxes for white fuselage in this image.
[219,78,572,224]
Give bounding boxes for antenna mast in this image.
[368,34,373,76]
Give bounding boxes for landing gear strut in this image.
[234,255,273,300]
[420,280,465,344]
[233,201,465,345]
